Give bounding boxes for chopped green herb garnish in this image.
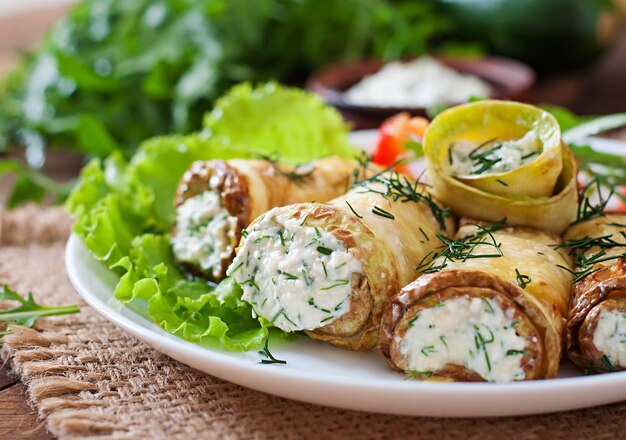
[515,269,532,289]
[416,219,505,274]
[317,246,332,255]
[407,314,420,327]
[258,336,287,365]
[421,345,436,356]
[345,201,363,219]
[241,229,249,238]
[574,177,613,224]
[521,151,538,160]
[241,278,260,290]
[278,270,299,281]
[371,205,395,220]
[254,235,273,243]
[496,179,509,187]
[404,370,434,380]
[354,170,450,230]
[320,279,350,290]
[277,230,286,246]
[506,349,527,356]
[482,297,495,313]
[554,233,626,283]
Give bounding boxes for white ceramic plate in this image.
[65,131,626,417]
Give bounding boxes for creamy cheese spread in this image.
[593,309,626,367]
[449,131,540,176]
[172,190,238,276]
[399,296,528,382]
[345,56,493,108]
[227,209,362,332]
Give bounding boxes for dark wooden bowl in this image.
[307,56,536,128]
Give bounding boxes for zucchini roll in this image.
[563,214,626,372]
[379,221,573,381]
[172,156,361,281]
[227,173,455,350]
[424,100,578,234]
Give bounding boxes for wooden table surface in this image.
[1,6,626,440]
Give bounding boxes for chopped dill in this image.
[574,177,614,224]
[320,279,350,290]
[515,269,532,289]
[345,200,363,219]
[404,370,434,380]
[277,270,299,281]
[372,205,395,220]
[258,336,287,365]
[317,246,332,255]
[553,233,626,283]
[416,219,506,274]
[353,169,450,230]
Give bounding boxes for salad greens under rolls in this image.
[66,82,362,352]
[228,172,455,351]
[424,100,578,234]
[562,214,626,372]
[172,156,362,281]
[378,221,574,382]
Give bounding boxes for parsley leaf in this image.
[0,285,80,329]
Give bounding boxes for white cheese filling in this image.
[227,209,362,332]
[449,131,540,177]
[172,190,238,276]
[593,309,626,367]
[398,296,529,382]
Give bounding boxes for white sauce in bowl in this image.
[345,56,493,108]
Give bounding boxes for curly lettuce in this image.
[66,83,358,351]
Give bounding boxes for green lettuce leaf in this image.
[67,83,356,352]
[204,82,356,163]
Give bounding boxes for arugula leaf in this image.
[0,285,80,329]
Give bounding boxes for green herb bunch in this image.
[0,0,462,158]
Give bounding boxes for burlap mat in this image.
[1,200,625,439]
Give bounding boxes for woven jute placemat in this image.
[1,201,625,439]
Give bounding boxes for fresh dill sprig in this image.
[515,269,532,289]
[345,201,363,219]
[416,219,506,274]
[354,170,450,230]
[371,205,395,220]
[468,139,502,175]
[257,153,315,184]
[258,336,287,365]
[553,234,626,283]
[574,177,614,224]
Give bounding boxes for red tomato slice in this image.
[373,113,429,175]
